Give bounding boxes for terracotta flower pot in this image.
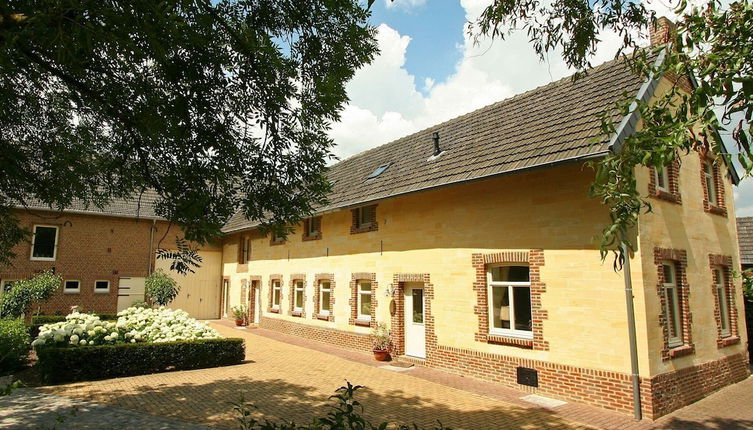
[373,349,391,361]
[235,318,245,326]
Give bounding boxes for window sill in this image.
[63,290,80,294]
[269,308,280,314]
[316,313,331,321]
[94,290,110,294]
[652,190,681,204]
[718,336,740,348]
[350,224,378,235]
[668,344,695,359]
[486,334,533,349]
[291,310,303,317]
[354,319,371,327]
[302,234,322,242]
[706,205,727,217]
[30,257,56,262]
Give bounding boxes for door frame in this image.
[403,283,427,359]
[221,277,230,318]
[389,274,432,359]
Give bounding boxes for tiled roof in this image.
[222,55,647,233]
[737,217,753,265]
[16,190,162,219]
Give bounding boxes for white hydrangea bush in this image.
[117,307,220,343]
[32,307,220,348]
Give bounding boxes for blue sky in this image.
[369,1,466,95]
[330,0,752,216]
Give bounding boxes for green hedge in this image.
[0,318,31,373]
[31,314,118,324]
[36,338,245,383]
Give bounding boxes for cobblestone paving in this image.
[27,322,753,430]
[34,323,597,430]
[0,388,210,429]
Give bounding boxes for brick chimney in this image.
[649,17,676,47]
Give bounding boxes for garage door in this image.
[117,277,146,312]
[155,250,222,320]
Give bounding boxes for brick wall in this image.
[0,210,173,315]
[259,316,370,351]
[647,351,749,418]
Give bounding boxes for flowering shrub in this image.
[32,307,220,349]
[117,307,220,343]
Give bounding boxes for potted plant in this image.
[231,304,247,326]
[369,323,392,361]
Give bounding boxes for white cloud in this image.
[384,0,427,10]
[329,1,624,160]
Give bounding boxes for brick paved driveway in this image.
[34,322,753,430]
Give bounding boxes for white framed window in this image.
[356,206,375,228]
[655,167,670,192]
[357,281,372,320]
[1,280,17,295]
[487,265,532,339]
[293,280,304,312]
[662,262,684,347]
[704,162,718,206]
[319,281,331,315]
[94,280,110,294]
[272,280,281,309]
[30,225,59,261]
[715,267,731,337]
[64,280,80,294]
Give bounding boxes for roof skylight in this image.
[367,163,391,179]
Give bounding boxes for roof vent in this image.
[367,162,391,179]
[432,132,441,156]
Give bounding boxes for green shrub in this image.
[37,338,244,383]
[31,314,118,325]
[0,271,62,318]
[145,269,180,306]
[0,318,31,373]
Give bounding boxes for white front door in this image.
[404,283,426,358]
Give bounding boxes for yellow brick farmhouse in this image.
[217,29,748,420]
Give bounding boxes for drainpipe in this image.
[148,219,156,274]
[621,240,642,420]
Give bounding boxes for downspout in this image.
[621,239,642,420]
[148,219,156,274]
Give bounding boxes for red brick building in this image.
[0,195,221,317]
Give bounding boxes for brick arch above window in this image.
[472,250,548,351]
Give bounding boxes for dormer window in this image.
[367,163,391,179]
